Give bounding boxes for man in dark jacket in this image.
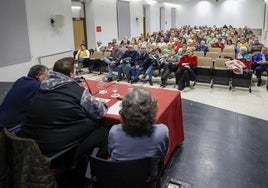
[0,65,48,132]
[117,44,140,81]
[20,57,108,161]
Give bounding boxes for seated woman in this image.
[108,87,169,161]
[175,47,198,91]
[75,43,90,73]
[236,46,252,70]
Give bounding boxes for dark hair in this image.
[53,57,74,76]
[155,47,162,53]
[119,87,158,137]
[27,65,48,78]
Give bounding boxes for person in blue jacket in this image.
[0,65,48,132]
[252,47,268,87]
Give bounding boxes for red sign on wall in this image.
[96,26,102,32]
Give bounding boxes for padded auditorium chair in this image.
[195,57,214,87]
[212,58,232,90]
[86,148,164,188]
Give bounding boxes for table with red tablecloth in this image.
[83,79,113,95]
[88,81,184,164]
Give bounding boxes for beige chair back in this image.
[197,57,213,68]
[214,58,228,69]
[206,52,220,60]
[195,51,205,57]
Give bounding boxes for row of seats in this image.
[196,57,252,93]
[79,50,259,93]
[195,51,236,60]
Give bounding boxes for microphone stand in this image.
[75,76,92,94]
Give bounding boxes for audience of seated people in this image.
[79,25,266,91]
[0,65,48,132]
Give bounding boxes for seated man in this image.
[128,45,149,83]
[143,48,163,86]
[117,44,140,81]
[75,43,90,73]
[0,65,48,132]
[249,37,263,54]
[20,57,108,162]
[252,46,268,87]
[160,48,179,87]
[103,43,124,82]
[108,87,169,161]
[195,40,209,56]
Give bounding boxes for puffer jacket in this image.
[0,129,58,188]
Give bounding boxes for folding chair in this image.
[195,57,214,86]
[212,58,232,89]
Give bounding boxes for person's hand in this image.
[259,60,266,65]
[182,63,189,66]
[184,65,190,69]
[120,60,123,64]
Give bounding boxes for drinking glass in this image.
[97,78,107,94]
[111,84,119,98]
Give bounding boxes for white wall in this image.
[0,0,74,82]
[176,0,265,28]
[85,0,118,49]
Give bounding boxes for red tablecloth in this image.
[83,80,114,95]
[94,82,184,164]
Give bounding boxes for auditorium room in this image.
[1,0,268,187]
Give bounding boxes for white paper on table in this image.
[107,101,122,115]
[95,98,111,103]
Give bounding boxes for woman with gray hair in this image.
[108,87,169,161]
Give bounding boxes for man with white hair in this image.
[253,46,268,88]
[249,37,263,54]
[103,43,124,82]
[195,40,209,56]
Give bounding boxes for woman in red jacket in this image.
[175,47,198,91]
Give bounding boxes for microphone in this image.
[74,76,84,83]
[75,76,92,94]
